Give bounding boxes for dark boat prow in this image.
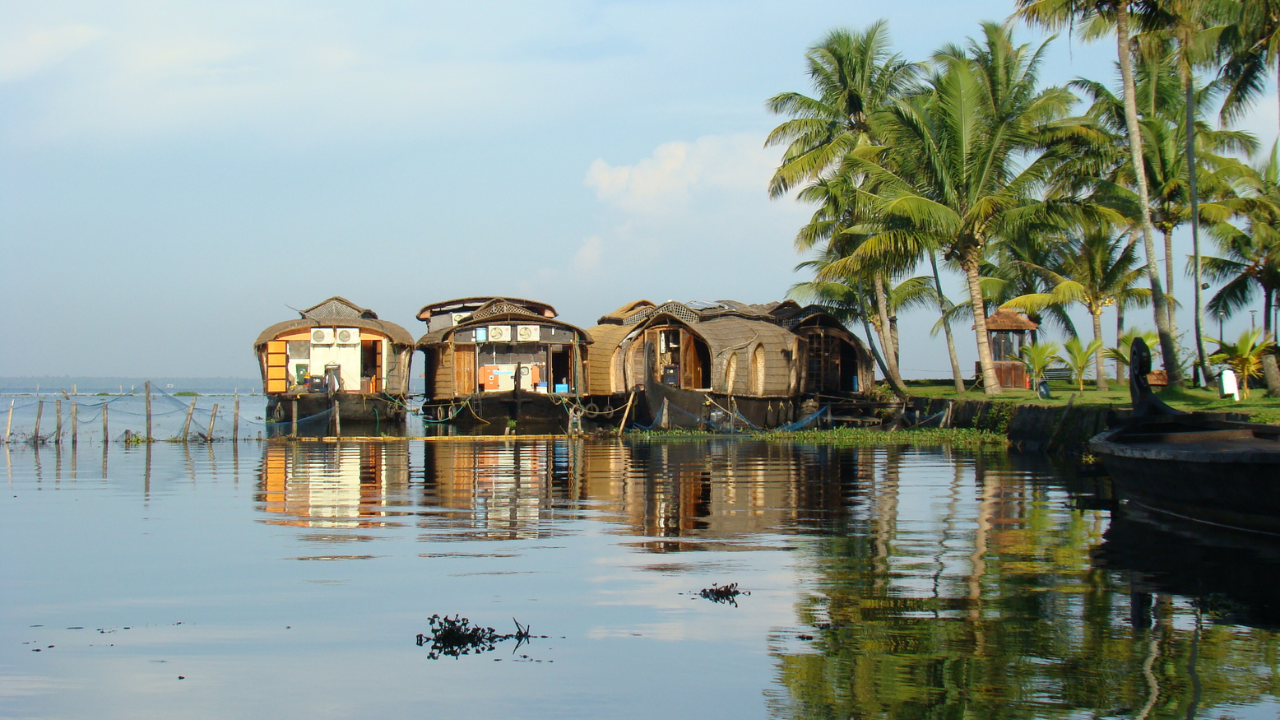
[1127,337,1183,418]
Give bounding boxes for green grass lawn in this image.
[902,380,1280,424]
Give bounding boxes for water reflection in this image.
[257,442,411,528]
[11,437,1265,719]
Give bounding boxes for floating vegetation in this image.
[764,427,1008,449]
[415,615,545,660]
[697,582,749,606]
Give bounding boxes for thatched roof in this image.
[301,296,378,320]
[596,300,655,326]
[983,309,1039,332]
[416,297,557,322]
[254,316,415,348]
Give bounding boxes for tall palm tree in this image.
[1201,144,1280,338]
[793,175,914,397]
[767,23,921,398]
[1013,0,1184,384]
[1139,1,1239,384]
[1000,228,1152,390]
[765,22,920,197]
[835,23,1080,394]
[1219,0,1280,130]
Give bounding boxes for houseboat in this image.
[586,300,875,430]
[583,300,798,429]
[416,297,593,431]
[253,296,415,434]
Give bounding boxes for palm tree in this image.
[792,176,913,397]
[1203,144,1280,334]
[1000,229,1151,390]
[765,22,920,197]
[1219,0,1280,130]
[1013,0,1184,384]
[1208,327,1277,398]
[1063,336,1106,390]
[836,23,1080,395]
[1020,340,1064,386]
[767,23,921,399]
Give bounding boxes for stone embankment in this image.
[908,396,1125,454]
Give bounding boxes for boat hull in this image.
[642,380,799,430]
[1090,422,1280,535]
[420,391,615,434]
[265,392,408,437]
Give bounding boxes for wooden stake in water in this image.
[5,399,12,444]
[33,400,44,444]
[71,403,78,446]
[207,404,219,441]
[102,403,109,443]
[145,381,152,442]
[182,399,196,441]
[333,401,341,437]
[55,399,63,445]
[232,395,240,442]
[291,400,298,438]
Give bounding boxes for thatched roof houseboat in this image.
[416,297,593,430]
[585,299,877,430]
[253,296,415,433]
[585,300,803,429]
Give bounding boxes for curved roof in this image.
[254,316,415,348]
[417,312,593,347]
[416,297,557,321]
[596,299,655,326]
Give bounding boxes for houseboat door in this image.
[454,345,476,394]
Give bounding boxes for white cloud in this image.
[584,134,780,216]
[0,25,103,82]
[572,235,604,272]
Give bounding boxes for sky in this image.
[1,0,1276,380]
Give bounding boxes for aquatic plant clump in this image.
[415,614,543,659]
[697,582,749,606]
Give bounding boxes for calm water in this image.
[3,439,1279,719]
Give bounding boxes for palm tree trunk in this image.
[1116,302,1126,383]
[929,250,965,393]
[1092,310,1108,392]
[861,316,892,381]
[963,256,1002,395]
[1161,228,1178,337]
[1263,288,1280,397]
[1117,8,1181,385]
[1186,71,1212,385]
[872,272,909,398]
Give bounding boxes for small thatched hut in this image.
[253,296,415,430]
[979,309,1039,388]
[415,297,593,428]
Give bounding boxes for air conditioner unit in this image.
[451,312,470,326]
[488,325,511,342]
[516,325,541,342]
[335,328,360,344]
[311,328,335,345]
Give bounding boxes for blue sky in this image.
[1,0,1276,379]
